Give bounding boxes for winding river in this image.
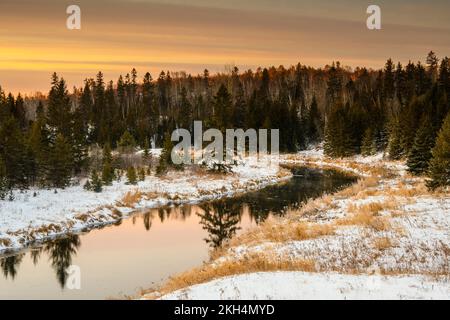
[0,166,356,299]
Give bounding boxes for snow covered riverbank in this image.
[0,155,290,253]
[143,149,449,300]
[160,271,449,300]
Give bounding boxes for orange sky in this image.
[1,0,450,95]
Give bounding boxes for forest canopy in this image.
[0,51,449,193]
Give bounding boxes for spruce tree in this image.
[361,127,377,156]
[118,130,136,152]
[47,134,73,188]
[47,74,72,138]
[156,134,174,175]
[179,87,193,130]
[308,96,322,144]
[138,167,146,181]
[86,170,102,192]
[427,112,450,189]
[126,167,137,185]
[0,117,30,189]
[407,115,436,175]
[101,143,114,185]
[213,84,233,132]
[0,156,7,200]
[232,81,246,128]
[387,118,403,160]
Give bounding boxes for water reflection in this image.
[0,166,356,290]
[197,201,242,248]
[1,254,24,279]
[45,235,81,288]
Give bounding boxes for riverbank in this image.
[142,149,449,300]
[0,153,291,253]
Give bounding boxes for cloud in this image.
[1,0,449,94]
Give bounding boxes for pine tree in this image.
[427,112,450,189]
[0,116,30,189]
[324,103,356,157]
[179,87,193,130]
[361,127,377,156]
[138,167,146,181]
[406,115,436,175]
[101,143,114,185]
[47,133,73,188]
[387,118,403,160]
[126,167,137,185]
[213,84,233,132]
[156,134,174,175]
[86,170,102,192]
[232,81,246,128]
[118,130,136,152]
[143,139,150,158]
[28,116,50,184]
[307,96,322,144]
[426,51,439,82]
[0,156,7,200]
[384,58,395,101]
[47,73,72,138]
[72,104,88,174]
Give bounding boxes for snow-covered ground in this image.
[160,271,449,300]
[0,152,290,252]
[144,149,449,300]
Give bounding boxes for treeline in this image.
[322,52,450,189]
[0,51,449,196]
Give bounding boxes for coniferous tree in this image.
[126,167,137,185]
[384,58,395,101]
[101,143,114,185]
[28,115,49,184]
[387,118,403,160]
[232,81,246,128]
[47,73,72,138]
[213,84,233,132]
[156,134,175,175]
[307,96,322,144]
[118,130,136,152]
[407,115,436,175]
[361,127,377,156]
[426,51,439,82]
[427,112,450,189]
[85,170,102,192]
[0,117,30,189]
[47,134,73,188]
[72,103,88,174]
[0,156,7,200]
[138,167,146,181]
[178,87,193,131]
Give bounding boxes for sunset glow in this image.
[1,0,450,94]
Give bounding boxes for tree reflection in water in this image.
[44,235,81,288]
[0,167,356,288]
[197,200,242,248]
[1,254,24,279]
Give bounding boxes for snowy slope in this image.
[159,271,449,300]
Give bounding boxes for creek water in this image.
[0,166,356,299]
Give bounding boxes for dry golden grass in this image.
[141,253,315,299]
[0,238,12,247]
[336,176,379,198]
[227,219,335,247]
[120,190,142,207]
[391,180,429,197]
[373,237,393,251]
[337,202,394,231]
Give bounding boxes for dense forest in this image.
[0,51,449,197]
